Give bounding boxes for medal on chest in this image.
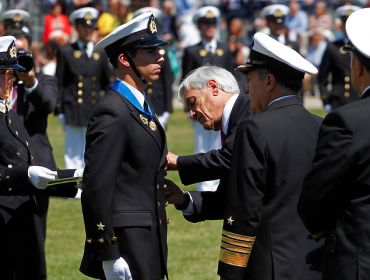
[140,114,157,131]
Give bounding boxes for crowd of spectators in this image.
[2,0,370,98]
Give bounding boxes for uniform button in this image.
[56,103,61,108]
[15,131,18,136]
[158,202,161,208]
[8,188,12,191]
[92,76,97,81]
[78,90,83,96]
[344,92,350,97]
[159,219,162,225]
[345,76,350,82]
[99,238,104,243]
[157,184,159,190]
[87,239,92,243]
[157,169,160,174]
[6,176,10,179]
[321,95,326,100]
[8,165,12,169]
[345,84,350,89]
[92,91,96,96]
[78,98,83,104]
[79,75,83,80]
[78,82,83,88]
[31,156,34,160]
[111,236,117,241]
[147,88,153,94]
[91,100,96,104]
[8,119,11,124]
[100,90,105,98]
[25,141,29,146]
[92,84,96,88]
[148,82,152,85]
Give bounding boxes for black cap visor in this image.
[129,35,169,49]
[0,59,25,70]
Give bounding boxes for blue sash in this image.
[109,79,153,118]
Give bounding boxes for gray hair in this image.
[178,65,240,102]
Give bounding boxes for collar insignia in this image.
[205,11,215,18]
[8,41,17,59]
[84,12,93,20]
[140,114,148,125]
[74,50,82,59]
[13,14,22,22]
[148,15,157,34]
[216,49,224,56]
[199,49,207,57]
[273,10,283,18]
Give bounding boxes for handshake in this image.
[28,166,84,189]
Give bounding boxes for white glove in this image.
[58,113,66,131]
[28,166,57,189]
[103,257,132,280]
[74,169,84,177]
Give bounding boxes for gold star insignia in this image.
[97,222,105,231]
[227,216,234,225]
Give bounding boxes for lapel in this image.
[226,93,243,136]
[115,89,164,151]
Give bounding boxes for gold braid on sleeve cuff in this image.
[219,229,255,267]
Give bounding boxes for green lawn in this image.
[45,108,326,279]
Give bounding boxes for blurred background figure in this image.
[162,0,177,43]
[182,6,233,191]
[175,0,200,49]
[0,9,30,33]
[55,7,110,198]
[318,4,361,113]
[133,7,175,128]
[308,1,334,42]
[260,4,299,52]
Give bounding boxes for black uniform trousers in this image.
[299,89,370,280]
[218,97,323,280]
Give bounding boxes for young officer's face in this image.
[133,47,164,83]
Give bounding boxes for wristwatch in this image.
[174,191,190,211]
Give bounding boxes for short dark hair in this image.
[109,48,137,69]
[353,52,370,73]
[258,67,303,94]
[4,29,32,50]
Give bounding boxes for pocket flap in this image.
[113,211,153,227]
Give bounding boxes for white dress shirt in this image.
[77,40,94,58]
[115,78,145,108]
[201,38,217,54]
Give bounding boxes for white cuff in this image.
[182,192,195,215]
[23,79,39,94]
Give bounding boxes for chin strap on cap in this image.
[122,48,147,84]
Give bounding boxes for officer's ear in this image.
[118,53,130,67]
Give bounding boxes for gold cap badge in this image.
[346,10,354,17]
[205,11,215,18]
[13,14,22,22]
[273,10,283,17]
[8,41,17,58]
[148,15,157,34]
[84,12,93,21]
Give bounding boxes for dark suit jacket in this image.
[177,93,253,221]
[298,89,370,280]
[318,39,360,109]
[55,42,110,126]
[16,73,57,169]
[218,97,322,280]
[182,41,233,79]
[146,50,174,116]
[80,87,168,280]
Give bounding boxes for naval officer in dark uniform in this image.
[0,9,30,32]
[133,7,174,128]
[299,8,370,279]
[55,7,110,174]
[5,28,59,280]
[0,36,80,280]
[318,5,361,112]
[80,12,169,280]
[260,4,299,53]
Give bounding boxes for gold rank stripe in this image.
[222,235,254,248]
[311,230,326,240]
[219,247,250,267]
[221,241,252,254]
[222,229,256,242]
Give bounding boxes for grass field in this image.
[45,108,326,279]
